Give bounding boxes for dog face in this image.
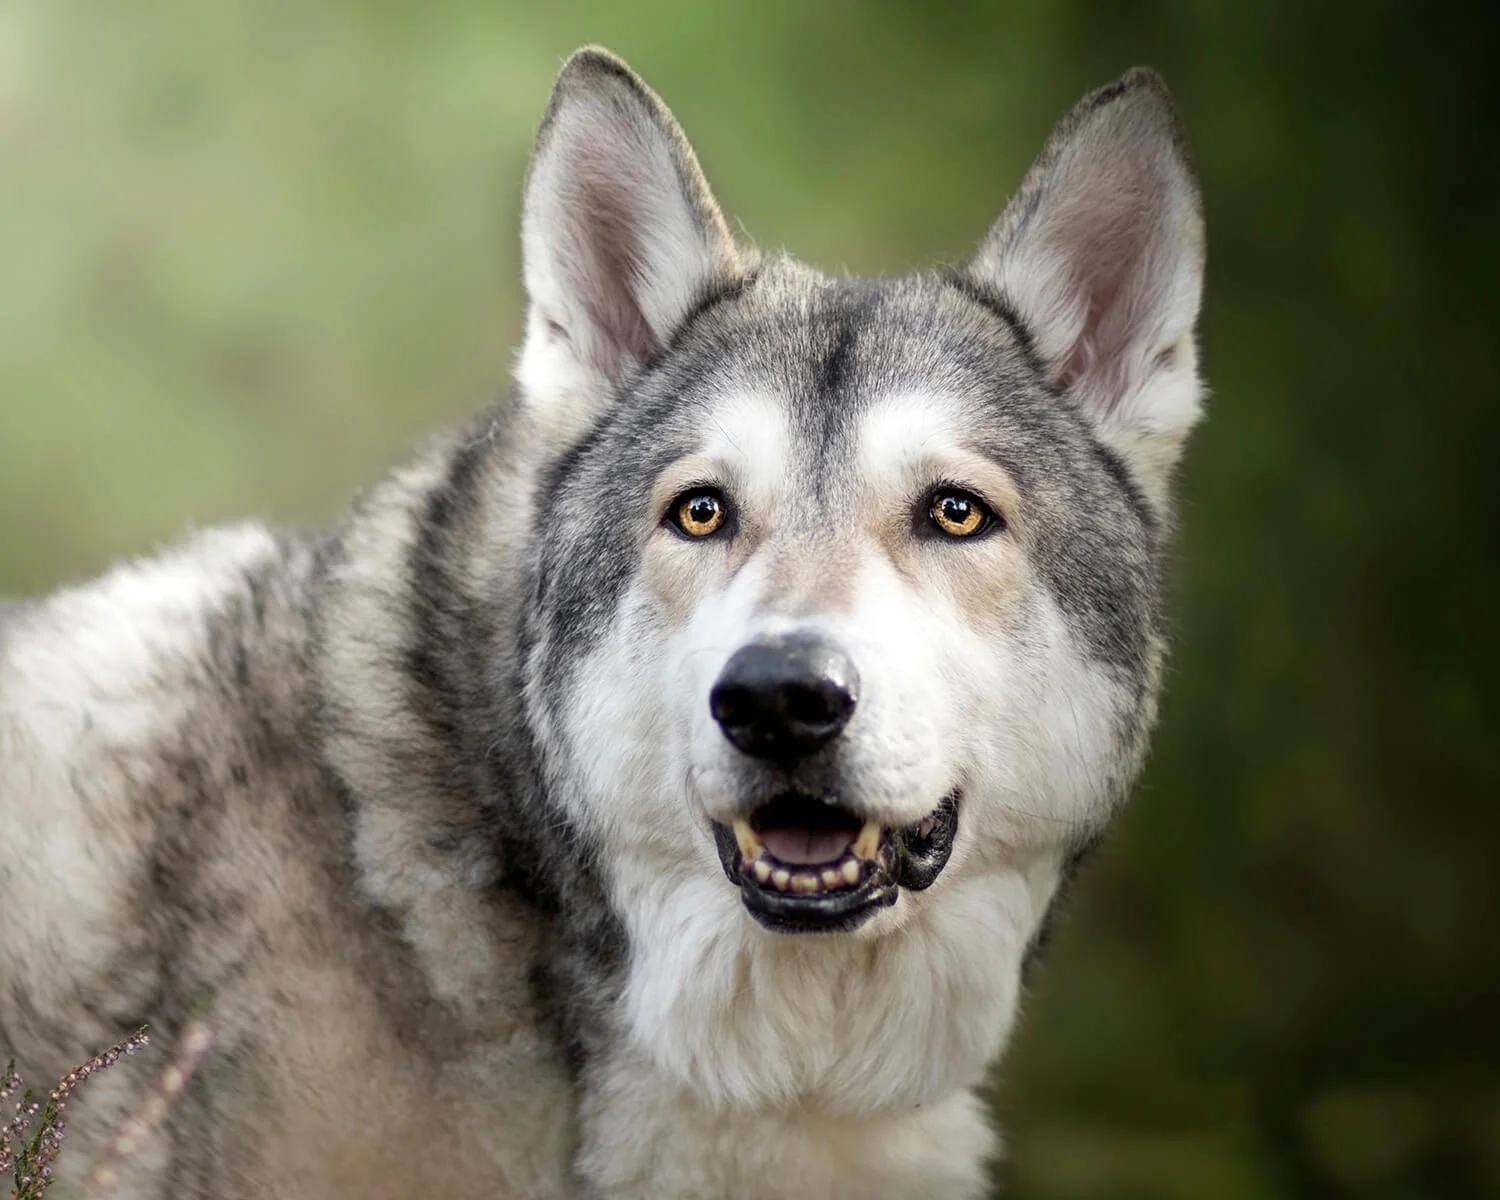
[517,50,1202,1110]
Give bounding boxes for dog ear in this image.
[968,70,1205,510]
[517,48,743,443]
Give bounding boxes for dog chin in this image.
[710,791,959,933]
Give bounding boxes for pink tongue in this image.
[760,827,857,865]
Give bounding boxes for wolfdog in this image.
[0,46,1204,1199]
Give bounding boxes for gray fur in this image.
[0,47,1203,1198]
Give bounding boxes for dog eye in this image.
[929,489,995,539]
[670,489,729,538]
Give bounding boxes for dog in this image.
[0,46,1204,1199]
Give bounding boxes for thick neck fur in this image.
[315,404,602,1031]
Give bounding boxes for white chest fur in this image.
[570,858,1052,1197]
[578,1056,997,1200]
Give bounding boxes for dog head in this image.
[517,48,1203,1110]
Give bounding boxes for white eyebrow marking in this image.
[857,393,967,489]
[699,392,790,468]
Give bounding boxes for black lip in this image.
[712,792,960,934]
[892,793,960,891]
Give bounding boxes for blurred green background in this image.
[1,2,1494,1196]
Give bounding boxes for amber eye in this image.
[929,489,993,538]
[671,489,728,538]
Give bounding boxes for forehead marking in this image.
[858,392,968,483]
[857,393,1023,520]
[696,390,791,475]
[650,391,791,515]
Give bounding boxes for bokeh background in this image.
[2,2,1495,1196]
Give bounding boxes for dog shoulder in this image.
[0,523,315,1058]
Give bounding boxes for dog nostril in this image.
[784,680,852,731]
[709,635,859,762]
[708,682,755,727]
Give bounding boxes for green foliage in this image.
[1,2,1493,1196]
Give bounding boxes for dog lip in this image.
[739,871,899,933]
[711,792,960,931]
[890,792,959,891]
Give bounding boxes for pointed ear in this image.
[968,69,1205,510]
[517,48,743,442]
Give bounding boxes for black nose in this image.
[709,634,860,762]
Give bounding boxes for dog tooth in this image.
[852,821,882,862]
[752,859,773,885]
[733,819,765,861]
[822,868,842,889]
[840,858,860,886]
[771,867,791,891]
[790,872,819,894]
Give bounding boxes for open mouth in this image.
[712,791,959,933]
